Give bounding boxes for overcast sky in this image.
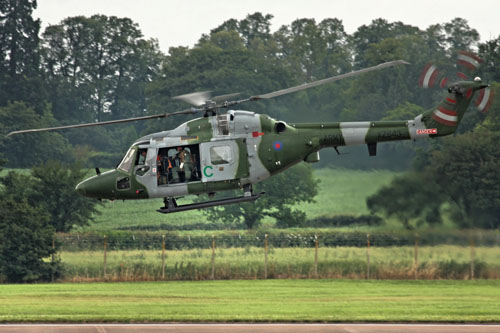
[34,0,500,54]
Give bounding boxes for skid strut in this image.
[157,192,264,214]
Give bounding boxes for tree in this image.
[429,131,500,229]
[443,18,480,52]
[0,0,46,113]
[367,131,500,229]
[209,12,273,47]
[41,15,163,123]
[273,17,351,81]
[0,170,58,282]
[40,15,163,158]
[145,30,294,134]
[0,102,71,166]
[30,161,101,232]
[350,18,420,68]
[0,198,57,282]
[202,163,319,229]
[367,172,444,229]
[479,36,500,82]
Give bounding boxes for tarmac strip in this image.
[1,324,500,333]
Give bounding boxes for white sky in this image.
[34,0,500,54]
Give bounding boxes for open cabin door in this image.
[200,139,249,182]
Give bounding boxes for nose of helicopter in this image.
[75,181,87,196]
[75,170,118,199]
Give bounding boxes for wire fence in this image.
[55,231,500,282]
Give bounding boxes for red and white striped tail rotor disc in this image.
[439,77,449,88]
[475,87,494,113]
[457,51,482,71]
[419,52,494,113]
[419,63,439,88]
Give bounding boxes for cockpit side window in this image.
[118,148,136,173]
[136,148,148,165]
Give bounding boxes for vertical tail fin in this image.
[420,80,489,137]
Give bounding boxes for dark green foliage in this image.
[367,172,445,229]
[429,131,500,229]
[86,151,124,169]
[436,260,488,279]
[0,168,60,282]
[30,161,101,232]
[0,161,98,281]
[116,221,247,232]
[115,215,383,231]
[443,18,480,51]
[57,229,500,251]
[3,7,498,172]
[0,162,101,232]
[39,15,163,156]
[368,130,500,229]
[0,198,57,282]
[41,15,163,123]
[200,163,319,229]
[307,215,384,228]
[479,37,500,82]
[0,102,71,166]
[0,0,46,113]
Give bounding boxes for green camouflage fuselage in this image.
[75,80,486,201]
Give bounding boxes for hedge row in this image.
[57,229,500,251]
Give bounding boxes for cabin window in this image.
[210,145,232,165]
[118,148,136,173]
[157,145,201,185]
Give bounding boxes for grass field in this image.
[59,245,500,281]
[1,280,499,322]
[84,168,399,231]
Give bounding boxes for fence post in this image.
[314,235,319,278]
[414,233,419,280]
[366,234,370,279]
[264,234,268,279]
[211,235,215,280]
[470,237,475,280]
[162,235,166,280]
[51,235,56,282]
[103,235,107,278]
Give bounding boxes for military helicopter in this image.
[7,53,493,214]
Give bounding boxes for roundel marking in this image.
[273,141,283,151]
[203,165,214,178]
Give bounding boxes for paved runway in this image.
[1,324,500,333]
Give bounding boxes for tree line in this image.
[1,2,500,168]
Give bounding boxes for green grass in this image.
[59,246,500,281]
[298,168,397,217]
[83,168,399,231]
[1,280,499,322]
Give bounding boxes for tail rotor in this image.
[418,51,494,113]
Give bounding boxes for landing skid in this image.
[157,192,265,214]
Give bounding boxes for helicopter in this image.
[7,53,493,214]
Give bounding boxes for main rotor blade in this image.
[6,109,198,137]
[212,92,240,103]
[173,91,211,106]
[6,60,409,137]
[250,60,410,100]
